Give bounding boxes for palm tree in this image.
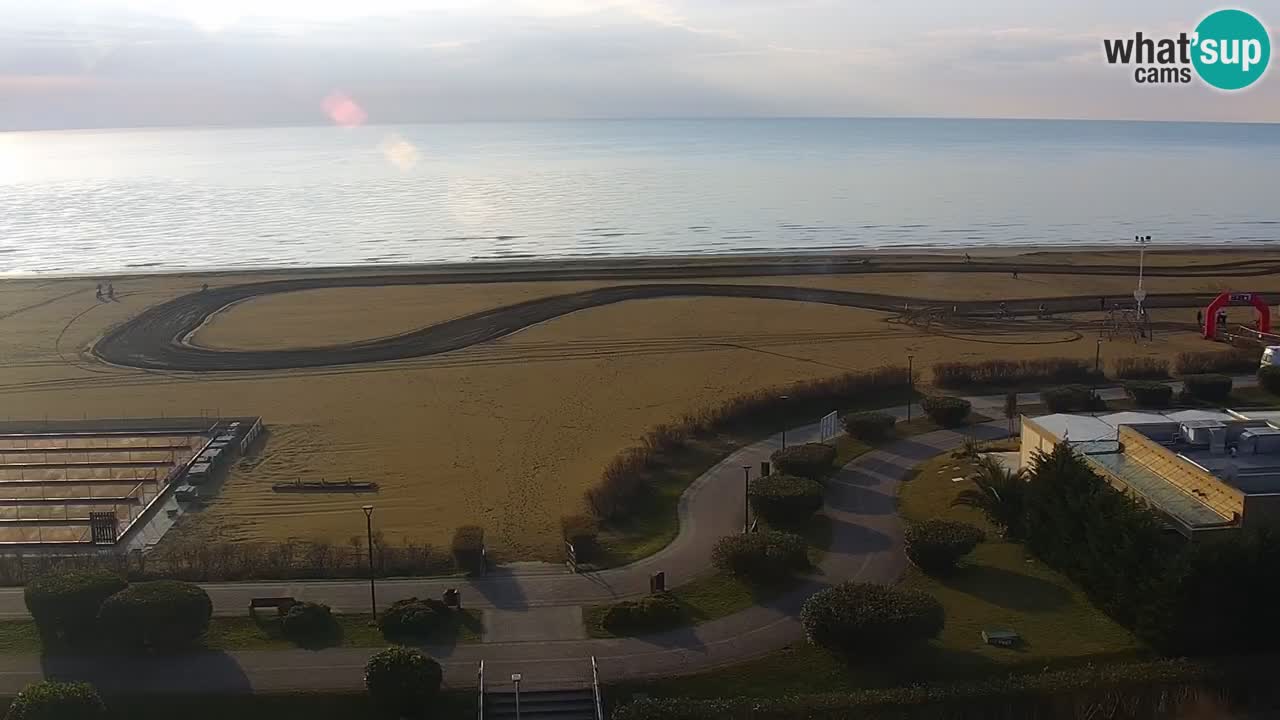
[952,455,1027,539]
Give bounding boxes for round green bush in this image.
[840,412,896,442]
[770,443,837,480]
[920,396,971,427]
[379,597,449,639]
[1260,365,1280,395]
[800,582,944,654]
[1181,374,1233,403]
[904,519,986,575]
[23,570,126,645]
[5,681,106,720]
[1124,381,1173,408]
[601,593,681,635]
[748,474,824,525]
[711,530,809,583]
[97,580,212,650]
[280,601,335,642]
[364,646,442,719]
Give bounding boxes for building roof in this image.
[1085,451,1233,530]
[1028,414,1115,443]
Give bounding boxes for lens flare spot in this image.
[379,133,420,170]
[322,91,368,128]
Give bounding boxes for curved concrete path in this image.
[0,409,1011,694]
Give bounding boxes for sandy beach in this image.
[0,249,1275,559]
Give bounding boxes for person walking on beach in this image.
[1011,270,1018,279]
[1197,309,1203,328]
[965,253,971,263]
[95,284,103,301]
[999,301,1008,318]
[1099,297,1106,311]
[1038,303,1046,318]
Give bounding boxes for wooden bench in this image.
[249,596,297,616]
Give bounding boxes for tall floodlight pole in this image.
[907,355,914,422]
[742,465,751,533]
[1134,235,1151,316]
[362,505,376,620]
[779,395,790,449]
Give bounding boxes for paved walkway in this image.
[0,416,1008,694]
[0,376,1258,693]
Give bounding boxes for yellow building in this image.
[1020,411,1280,538]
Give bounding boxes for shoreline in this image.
[0,244,1257,284]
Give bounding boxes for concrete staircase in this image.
[486,688,597,720]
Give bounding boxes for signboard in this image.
[1133,288,1147,303]
[1230,293,1255,303]
[819,411,839,443]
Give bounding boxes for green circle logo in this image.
[1192,9,1270,90]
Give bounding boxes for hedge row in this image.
[585,366,911,521]
[932,357,1097,389]
[0,539,457,587]
[1111,356,1169,380]
[364,647,443,720]
[1174,349,1257,375]
[1260,365,1280,395]
[611,657,1278,720]
[379,597,453,639]
[24,573,211,651]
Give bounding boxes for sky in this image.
[1,0,1277,130]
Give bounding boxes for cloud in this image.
[0,0,1277,129]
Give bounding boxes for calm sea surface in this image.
[2,118,1278,276]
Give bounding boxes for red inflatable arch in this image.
[1203,291,1271,339]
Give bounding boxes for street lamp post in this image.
[362,505,376,620]
[779,395,790,449]
[742,465,751,533]
[512,674,522,720]
[907,355,914,422]
[1134,235,1151,315]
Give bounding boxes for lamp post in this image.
[779,394,790,449]
[512,674,522,720]
[742,465,751,533]
[1134,235,1151,316]
[907,355,914,422]
[362,505,376,621]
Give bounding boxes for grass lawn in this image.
[586,516,832,638]
[1227,384,1280,407]
[0,610,483,655]
[626,448,1143,699]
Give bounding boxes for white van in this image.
[1262,346,1280,367]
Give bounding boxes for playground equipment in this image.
[1104,305,1151,342]
[1204,291,1270,339]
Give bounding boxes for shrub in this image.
[23,570,126,645]
[770,443,837,480]
[560,514,598,563]
[364,647,442,719]
[1181,374,1233,403]
[451,525,486,574]
[904,520,986,575]
[1112,356,1170,380]
[5,681,106,720]
[711,530,809,583]
[1175,349,1257,375]
[97,580,212,650]
[748,474,824,525]
[1260,365,1280,395]
[952,456,1027,539]
[1125,381,1174,408]
[280,601,334,643]
[932,357,1097,389]
[1039,385,1105,413]
[800,582,944,654]
[601,592,682,635]
[920,396,970,427]
[379,597,449,639]
[840,411,896,442]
